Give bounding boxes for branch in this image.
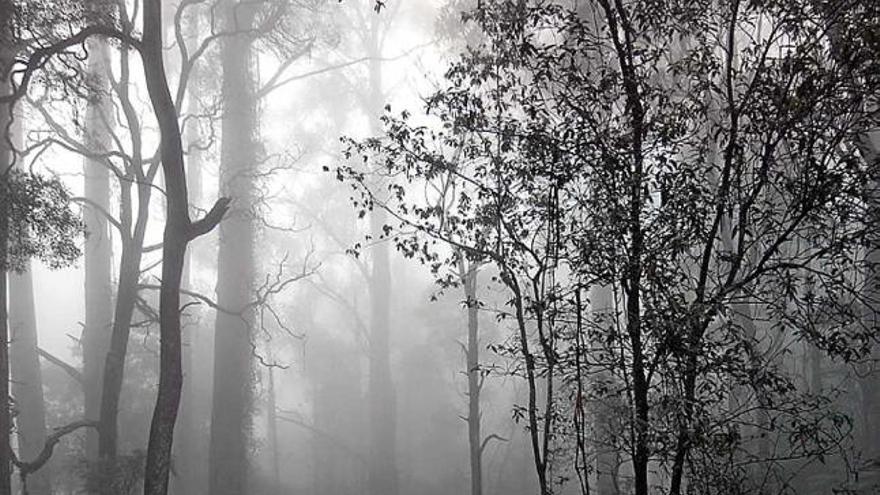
[71,196,123,234]
[187,196,231,240]
[12,420,98,475]
[257,39,438,99]
[480,433,508,454]
[36,347,83,385]
[0,25,141,105]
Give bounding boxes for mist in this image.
[1,1,880,495]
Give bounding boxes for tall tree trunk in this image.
[0,3,15,489]
[81,34,114,465]
[365,16,398,495]
[140,0,231,490]
[8,111,52,495]
[367,203,397,495]
[208,1,258,493]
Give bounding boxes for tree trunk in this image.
[208,1,258,494]
[1,4,15,489]
[141,0,230,491]
[457,259,482,495]
[590,285,619,495]
[267,366,280,495]
[171,8,205,495]
[367,204,397,495]
[8,112,52,495]
[9,269,52,495]
[365,16,398,495]
[0,214,9,495]
[81,35,114,463]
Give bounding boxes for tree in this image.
[208,1,260,492]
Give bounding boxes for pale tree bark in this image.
[266,365,280,495]
[8,110,52,495]
[458,258,482,495]
[365,14,398,495]
[208,0,258,493]
[81,35,114,462]
[588,285,619,495]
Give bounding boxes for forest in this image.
[0,0,879,494]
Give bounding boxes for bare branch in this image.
[188,196,232,240]
[36,347,83,385]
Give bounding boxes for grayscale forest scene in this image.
[1,0,879,494]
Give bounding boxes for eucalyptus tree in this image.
[208,0,326,492]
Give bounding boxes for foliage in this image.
[1,169,83,272]
[339,0,880,493]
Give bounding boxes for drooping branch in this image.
[11,420,98,475]
[36,347,83,385]
[479,433,507,455]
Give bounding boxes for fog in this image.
[2,1,880,495]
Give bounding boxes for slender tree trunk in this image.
[141,0,231,491]
[209,1,258,493]
[81,36,114,463]
[171,9,205,495]
[8,112,52,495]
[267,366,280,495]
[0,218,9,495]
[457,259,482,495]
